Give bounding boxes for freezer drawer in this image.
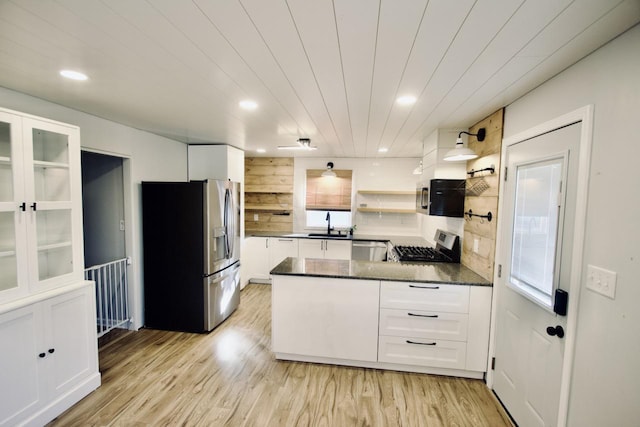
[206,262,240,331]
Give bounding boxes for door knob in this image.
[546,325,565,338]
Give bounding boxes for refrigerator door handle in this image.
[223,188,231,259]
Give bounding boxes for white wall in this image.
[502,24,640,426]
[293,157,420,236]
[0,86,188,330]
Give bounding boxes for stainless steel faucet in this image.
[326,212,332,235]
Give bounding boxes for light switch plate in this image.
[586,265,617,299]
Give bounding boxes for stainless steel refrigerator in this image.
[141,179,241,333]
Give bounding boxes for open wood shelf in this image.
[357,190,414,195]
[357,207,416,214]
[245,204,291,211]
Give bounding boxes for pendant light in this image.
[444,128,486,162]
[322,162,337,177]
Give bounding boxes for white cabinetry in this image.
[378,281,491,373]
[268,237,298,269]
[272,275,379,362]
[188,145,244,183]
[242,237,299,284]
[0,108,99,426]
[0,108,84,303]
[298,238,351,260]
[242,237,269,284]
[0,283,100,427]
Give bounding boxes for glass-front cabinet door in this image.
[22,117,83,291]
[0,109,83,302]
[0,111,29,301]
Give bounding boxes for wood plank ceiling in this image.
[0,0,638,158]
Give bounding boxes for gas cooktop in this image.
[391,229,461,263]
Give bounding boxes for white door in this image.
[493,123,581,427]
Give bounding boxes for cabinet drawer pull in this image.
[30,202,37,211]
[278,239,293,242]
[406,340,436,346]
[408,313,439,318]
[19,202,26,211]
[409,285,440,289]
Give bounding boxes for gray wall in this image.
[503,24,640,426]
[82,151,126,267]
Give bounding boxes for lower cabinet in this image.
[272,275,379,362]
[268,238,298,270]
[242,237,270,283]
[298,238,351,260]
[0,282,100,427]
[241,237,299,284]
[378,281,492,373]
[271,275,492,378]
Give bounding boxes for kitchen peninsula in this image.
[271,257,492,380]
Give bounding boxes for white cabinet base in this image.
[273,353,485,380]
[24,373,101,427]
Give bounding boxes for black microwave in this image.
[416,185,429,214]
[429,179,465,217]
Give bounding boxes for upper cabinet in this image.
[0,108,84,302]
[187,145,245,183]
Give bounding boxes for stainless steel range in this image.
[390,229,460,263]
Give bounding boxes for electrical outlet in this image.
[473,238,480,254]
[586,265,617,299]
[253,214,259,221]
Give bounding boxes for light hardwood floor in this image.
[48,283,512,426]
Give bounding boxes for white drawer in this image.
[380,282,470,313]
[379,308,468,342]
[378,336,466,369]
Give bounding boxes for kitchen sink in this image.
[306,233,350,238]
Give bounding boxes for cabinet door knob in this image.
[48,348,55,354]
[38,352,46,358]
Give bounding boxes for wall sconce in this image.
[322,161,337,177]
[412,160,423,175]
[444,128,486,162]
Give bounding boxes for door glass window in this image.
[510,157,564,307]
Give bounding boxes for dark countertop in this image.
[246,232,430,247]
[270,257,492,287]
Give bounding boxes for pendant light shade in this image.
[443,128,486,162]
[322,161,337,177]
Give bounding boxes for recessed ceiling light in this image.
[378,148,388,153]
[396,95,416,105]
[256,148,266,153]
[239,100,258,110]
[60,69,88,81]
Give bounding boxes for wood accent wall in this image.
[244,157,294,233]
[461,109,504,281]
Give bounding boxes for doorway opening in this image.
[81,150,131,337]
